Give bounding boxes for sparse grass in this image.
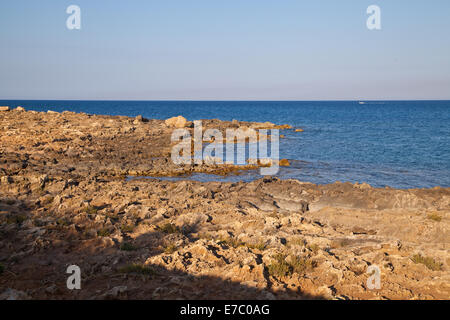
[159,223,179,234]
[267,253,317,278]
[198,232,214,241]
[120,242,137,251]
[288,237,307,247]
[219,237,266,251]
[427,213,442,222]
[164,243,178,254]
[266,211,278,219]
[267,254,292,277]
[97,228,111,237]
[218,237,246,248]
[6,215,27,225]
[290,256,317,274]
[246,242,266,251]
[411,254,443,271]
[83,206,98,215]
[56,218,71,226]
[41,196,54,206]
[330,239,352,249]
[118,263,155,276]
[307,243,320,253]
[120,224,135,233]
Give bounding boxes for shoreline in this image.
[0,108,449,300]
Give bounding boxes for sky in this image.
[0,0,449,100]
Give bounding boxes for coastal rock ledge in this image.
[0,110,449,300]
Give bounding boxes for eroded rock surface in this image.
[0,110,449,300]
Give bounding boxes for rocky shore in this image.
[0,108,449,300]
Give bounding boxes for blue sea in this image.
[1,100,449,189]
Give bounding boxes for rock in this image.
[133,115,147,124]
[101,286,128,299]
[354,182,371,189]
[279,159,290,166]
[16,106,25,111]
[0,288,30,300]
[165,115,187,128]
[45,285,58,294]
[0,106,10,111]
[0,176,13,184]
[295,128,304,132]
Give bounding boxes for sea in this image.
[1,100,449,189]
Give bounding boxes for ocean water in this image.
[1,100,449,189]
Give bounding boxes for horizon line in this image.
[1,98,450,102]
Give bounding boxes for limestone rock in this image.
[165,115,187,128]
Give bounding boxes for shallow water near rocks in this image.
[3,100,449,189]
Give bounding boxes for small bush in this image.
[120,224,135,233]
[84,206,98,215]
[288,237,306,247]
[56,218,71,226]
[267,253,318,278]
[307,243,320,253]
[164,244,177,254]
[267,254,292,277]
[411,254,442,271]
[118,264,155,276]
[5,199,15,205]
[41,196,54,206]
[246,242,266,251]
[6,215,27,225]
[427,214,442,222]
[218,237,245,248]
[290,256,317,274]
[120,242,137,251]
[97,228,111,237]
[159,223,179,234]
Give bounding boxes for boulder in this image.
[165,115,187,128]
[0,106,10,111]
[133,115,147,124]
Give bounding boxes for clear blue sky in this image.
[1,0,449,100]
